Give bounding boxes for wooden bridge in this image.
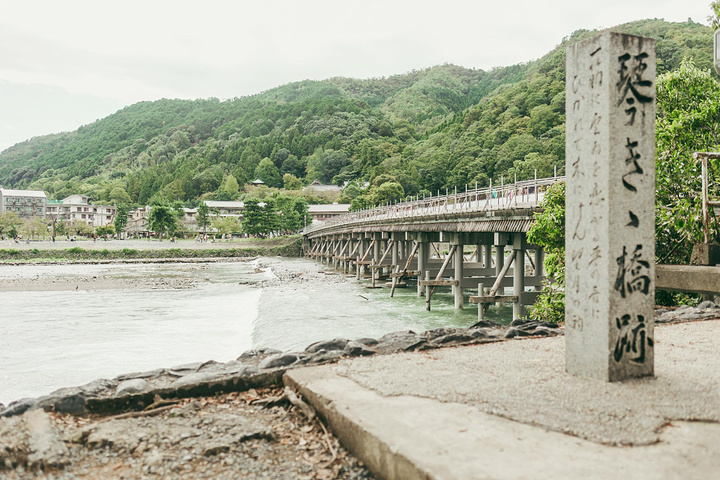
[302,176,565,321]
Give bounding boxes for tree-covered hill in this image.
[0,18,713,206]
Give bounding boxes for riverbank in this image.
[0,236,302,263]
[2,306,718,478]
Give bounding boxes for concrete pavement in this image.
[286,319,720,479]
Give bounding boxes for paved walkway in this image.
[286,319,720,480]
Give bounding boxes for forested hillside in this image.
[0,18,712,206]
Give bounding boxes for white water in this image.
[0,259,509,405]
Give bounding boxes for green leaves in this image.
[656,60,720,264]
[526,181,565,323]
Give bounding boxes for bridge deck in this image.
[303,177,563,238]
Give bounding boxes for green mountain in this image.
[0,18,713,205]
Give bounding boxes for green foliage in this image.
[219,174,240,200]
[210,216,243,236]
[709,1,720,30]
[114,204,129,233]
[255,158,281,188]
[656,61,720,264]
[283,173,303,190]
[371,181,405,205]
[148,204,179,240]
[526,182,565,323]
[0,212,20,238]
[196,202,210,233]
[95,225,116,237]
[241,198,268,237]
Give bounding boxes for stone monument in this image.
[565,31,656,381]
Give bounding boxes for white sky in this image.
[0,0,713,152]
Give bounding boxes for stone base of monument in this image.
[690,243,720,266]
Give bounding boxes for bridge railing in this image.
[304,176,565,235]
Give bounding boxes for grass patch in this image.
[0,237,303,262]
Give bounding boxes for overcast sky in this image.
[0,0,713,152]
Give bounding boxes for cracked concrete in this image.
[287,319,720,479]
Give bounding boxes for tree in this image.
[275,194,304,233]
[196,202,210,234]
[109,185,132,204]
[220,174,240,200]
[21,217,48,240]
[114,204,130,236]
[283,173,303,190]
[281,155,306,178]
[655,61,720,265]
[306,149,350,184]
[0,212,20,239]
[210,216,242,236]
[255,158,282,187]
[526,181,565,323]
[67,220,94,238]
[242,198,267,237]
[371,181,404,205]
[148,204,179,240]
[96,224,116,238]
[709,1,720,29]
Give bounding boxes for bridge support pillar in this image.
[391,233,400,290]
[454,243,464,309]
[534,248,544,291]
[495,245,504,277]
[513,233,526,320]
[372,233,381,288]
[356,237,364,280]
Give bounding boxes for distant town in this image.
[0,186,350,240]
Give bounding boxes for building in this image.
[126,207,150,236]
[204,201,246,220]
[0,188,47,217]
[45,195,116,228]
[307,203,350,222]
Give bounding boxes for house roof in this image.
[307,204,351,213]
[0,188,47,198]
[204,201,245,209]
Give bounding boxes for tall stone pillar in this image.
[566,32,656,381]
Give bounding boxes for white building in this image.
[204,201,245,220]
[307,203,350,221]
[45,195,116,227]
[0,188,47,217]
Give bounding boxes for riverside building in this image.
[0,188,47,217]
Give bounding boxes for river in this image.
[0,258,511,405]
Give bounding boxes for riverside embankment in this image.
[0,236,302,263]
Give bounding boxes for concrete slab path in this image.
[286,319,720,480]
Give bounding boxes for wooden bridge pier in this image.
[302,176,563,321]
[306,230,544,321]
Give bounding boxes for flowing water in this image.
[0,258,511,405]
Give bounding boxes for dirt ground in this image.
[1,387,373,480]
